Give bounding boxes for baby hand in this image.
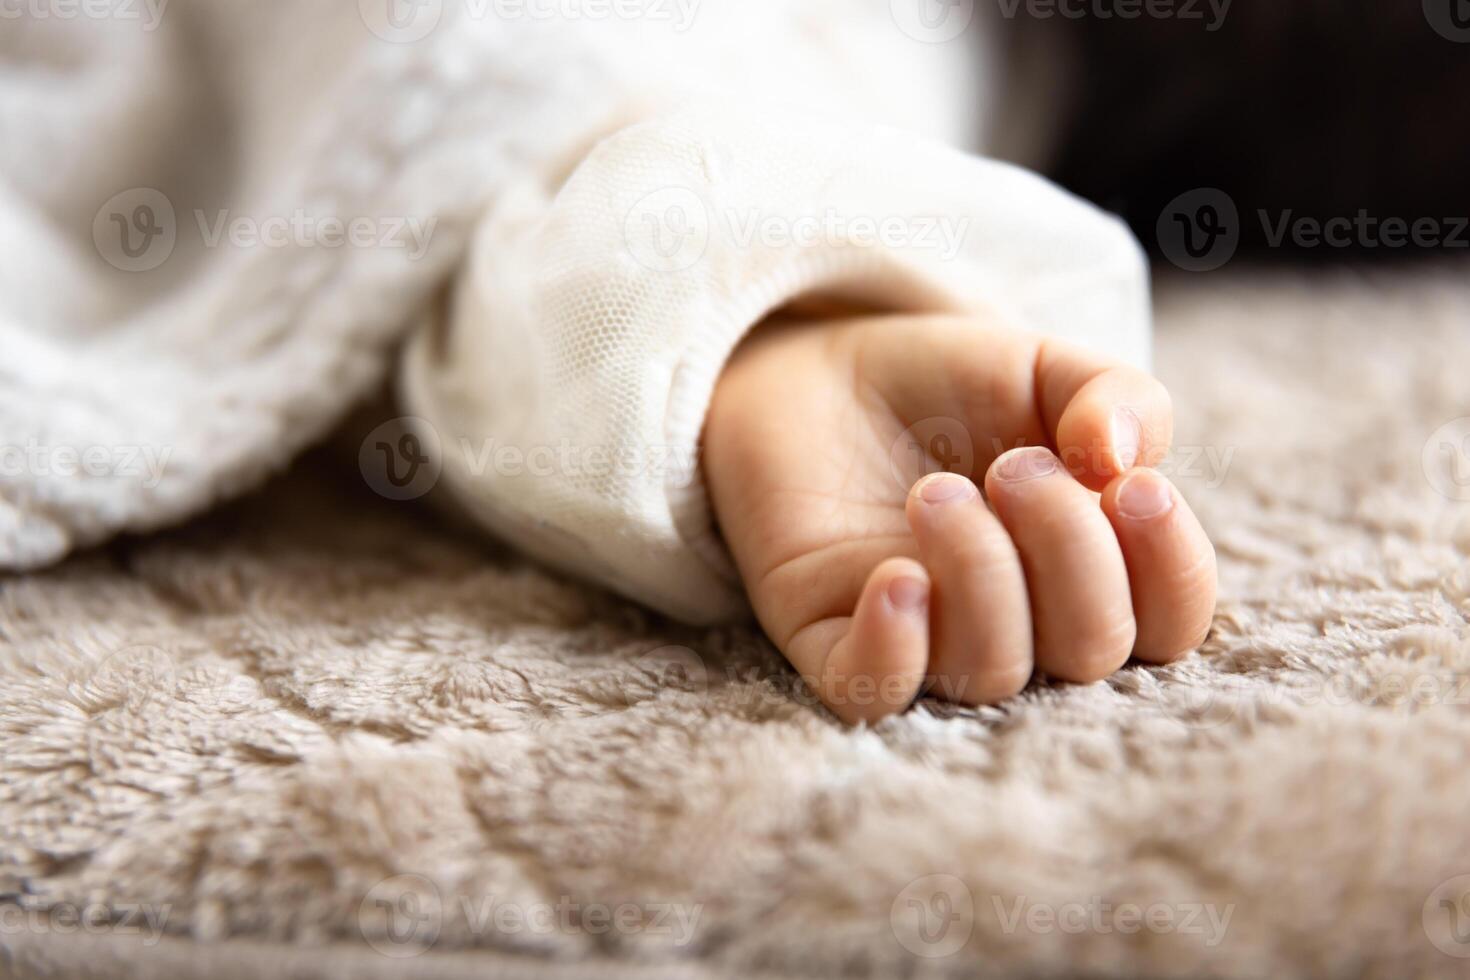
[705,312,1217,723]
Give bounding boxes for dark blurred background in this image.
[1040,1,1470,262]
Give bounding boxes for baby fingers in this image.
[1100,468,1217,663]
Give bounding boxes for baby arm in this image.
[400,105,1213,722]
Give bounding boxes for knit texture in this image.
[404,107,1148,621]
[5,267,1470,979]
[0,0,978,592]
[0,0,622,566]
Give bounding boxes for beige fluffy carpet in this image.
[4,267,1470,979]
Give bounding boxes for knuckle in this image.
[1163,546,1219,605]
[1106,366,1174,437]
[1048,613,1136,683]
[1165,594,1219,660]
[932,652,1032,707]
[970,661,1034,703]
[949,525,1022,579]
[1135,548,1217,663]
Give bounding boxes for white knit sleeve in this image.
[400,107,1150,623]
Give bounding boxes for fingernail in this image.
[886,575,929,613]
[1115,470,1174,521]
[992,447,1058,483]
[914,471,977,504]
[1111,408,1141,471]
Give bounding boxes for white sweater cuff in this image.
[402,107,1151,624]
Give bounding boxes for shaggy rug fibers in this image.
[3,267,1470,979]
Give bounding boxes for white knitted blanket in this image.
[4,1,1159,622]
[0,0,980,594]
